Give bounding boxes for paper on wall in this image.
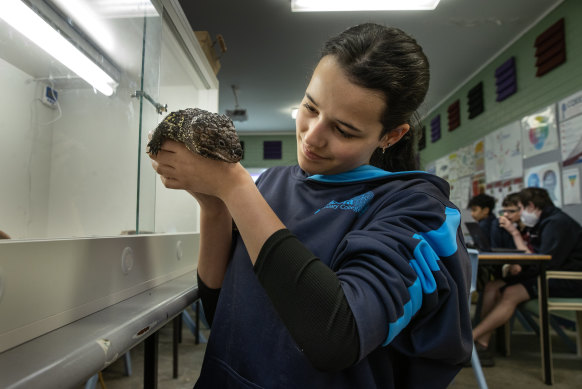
[485,121,522,182]
[562,168,581,205]
[521,105,559,159]
[524,161,562,207]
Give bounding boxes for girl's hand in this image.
[149,139,243,199]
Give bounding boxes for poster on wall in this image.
[521,104,559,159]
[449,176,471,210]
[562,168,581,205]
[473,138,485,172]
[484,121,522,182]
[449,144,475,179]
[558,89,582,122]
[524,161,562,207]
[558,113,582,166]
[435,155,450,180]
[471,172,486,197]
[425,160,436,175]
[487,178,524,212]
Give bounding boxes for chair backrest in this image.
[467,248,479,296]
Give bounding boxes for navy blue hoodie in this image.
[195,165,472,389]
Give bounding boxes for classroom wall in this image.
[420,0,582,224]
[239,133,298,168]
[0,58,54,238]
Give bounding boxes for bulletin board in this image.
[426,90,582,224]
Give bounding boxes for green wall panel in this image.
[420,0,582,167]
[239,134,298,168]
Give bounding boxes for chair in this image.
[514,299,580,354]
[182,300,209,344]
[467,248,489,389]
[503,270,582,384]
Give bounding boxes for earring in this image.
[382,143,391,154]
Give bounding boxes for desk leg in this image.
[173,315,180,378]
[144,331,159,389]
[195,302,200,345]
[538,265,553,385]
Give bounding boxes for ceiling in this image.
[179,0,563,134]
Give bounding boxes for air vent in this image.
[263,141,282,159]
[430,115,441,142]
[467,82,484,119]
[495,57,517,102]
[535,18,565,77]
[418,125,426,151]
[448,100,460,131]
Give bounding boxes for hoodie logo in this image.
[314,191,374,215]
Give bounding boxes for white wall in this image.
[45,83,142,238]
[0,58,53,239]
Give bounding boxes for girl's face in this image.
[296,56,408,175]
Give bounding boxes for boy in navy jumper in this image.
[468,193,497,246]
[150,23,472,388]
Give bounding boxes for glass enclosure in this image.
[0,0,218,240]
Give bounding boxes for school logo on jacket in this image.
[314,191,374,215]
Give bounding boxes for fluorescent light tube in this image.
[1,0,118,96]
[291,0,440,12]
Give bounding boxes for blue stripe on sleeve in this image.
[416,207,460,257]
[382,208,460,345]
[382,276,422,346]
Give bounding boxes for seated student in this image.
[468,193,497,245]
[472,187,582,366]
[474,193,527,312]
[490,192,529,250]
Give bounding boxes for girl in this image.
[150,23,472,389]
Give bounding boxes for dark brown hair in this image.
[518,187,553,210]
[320,23,430,171]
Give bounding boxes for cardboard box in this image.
[195,31,223,75]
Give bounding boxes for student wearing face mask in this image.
[472,187,582,366]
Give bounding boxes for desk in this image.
[0,271,199,389]
[478,252,553,385]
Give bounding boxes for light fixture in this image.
[1,0,118,96]
[291,0,440,12]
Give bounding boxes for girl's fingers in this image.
[160,139,183,153]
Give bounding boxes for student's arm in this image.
[151,140,285,263]
[189,193,232,325]
[499,216,531,253]
[192,193,233,288]
[150,141,358,370]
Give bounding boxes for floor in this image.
[91,306,582,389]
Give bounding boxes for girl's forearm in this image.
[220,169,286,264]
[196,198,234,289]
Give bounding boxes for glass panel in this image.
[150,14,219,234]
[0,0,161,240]
[136,8,163,235]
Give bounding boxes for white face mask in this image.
[521,209,540,227]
